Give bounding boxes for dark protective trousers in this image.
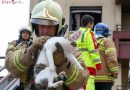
[95,82,113,90]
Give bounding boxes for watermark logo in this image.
[1,0,23,4]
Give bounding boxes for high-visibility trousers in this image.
[86,75,95,90]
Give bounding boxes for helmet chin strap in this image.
[57,17,68,36]
[58,24,68,36]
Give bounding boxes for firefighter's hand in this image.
[15,42,28,50]
[6,40,17,54]
[33,36,49,50]
[28,36,49,55]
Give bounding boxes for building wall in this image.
[54,0,121,32]
[29,0,41,13]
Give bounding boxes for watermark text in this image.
[1,0,23,4]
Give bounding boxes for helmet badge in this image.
[42,8,58,21]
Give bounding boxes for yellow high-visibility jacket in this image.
[95,37,119,82]
[71,27,101,76]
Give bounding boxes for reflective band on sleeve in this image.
[110,67,118,72]
[93,59,101,63]
[65,65,79,86]
[105,48,116,54]
[89,49,98,54]
[77,55,83,62]
[13,50,28,72]
[95,76,113,80]
[81,30,88,42]
[79,48,88,51]
[99,46,105,50]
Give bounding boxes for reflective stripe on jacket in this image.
[7,41,29,72]
[65,65,79,86]
[13,49,28,72]
[95,37,118,82]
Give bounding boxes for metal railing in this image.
[0,56,5,59]
[116,25,130,31]
[0,73,11,84]
[3,79,19,90]
[0,66,5,72]
[0,56,19,90]
[116,85,130,90]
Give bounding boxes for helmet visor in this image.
[31,18,59,26]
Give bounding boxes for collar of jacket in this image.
[79,27,91,32]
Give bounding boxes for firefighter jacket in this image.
[71,27,101,76]
[95,37,119,82]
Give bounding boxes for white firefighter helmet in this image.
[19,25,32,35]
[30,0,63,36]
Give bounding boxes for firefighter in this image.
[30,0,88,89]
[70,15,102,90]
[15,25,32,46]
[6,25,32,54]
[18,26,32,42]
[94,23,119,90]
[5,0,88,90]
[5,25,32,90]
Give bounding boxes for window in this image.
[70,6,102,31]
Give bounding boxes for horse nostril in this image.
[71,42,77,47]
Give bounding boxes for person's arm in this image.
[5,36,49,68]
[104,38,118,79]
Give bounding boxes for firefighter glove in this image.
[27,36,49,55]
